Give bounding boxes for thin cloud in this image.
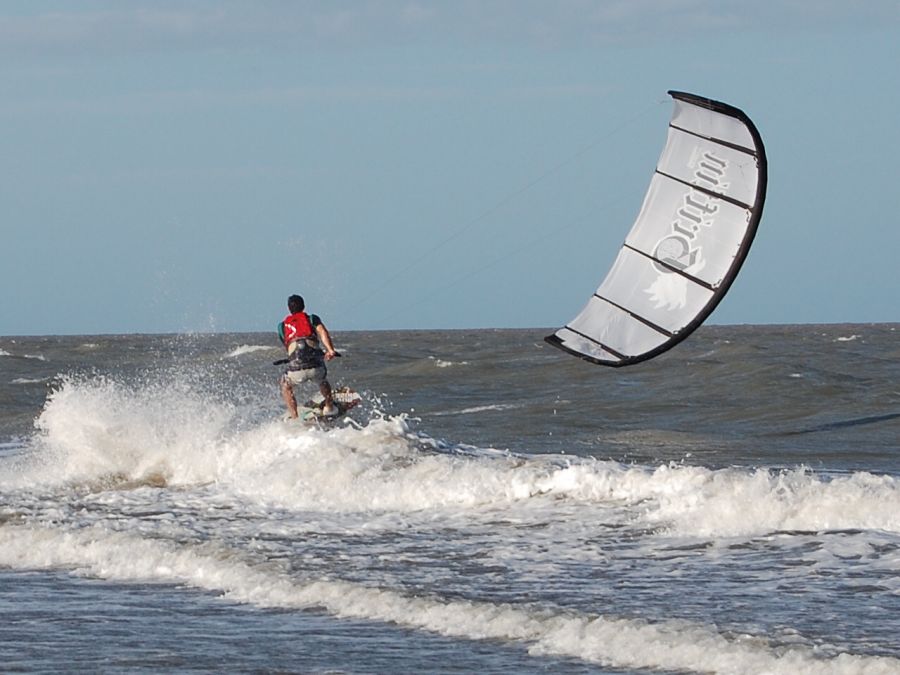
[1,0,897,58]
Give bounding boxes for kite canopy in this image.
[546,91,767,367]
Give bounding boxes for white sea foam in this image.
[17,375,236,488]
[0,350,46,360]
[639,464,900,537]
[11,376,900,541]
[11,377,51,384]
[225,345,274,358]
[835,335,861,342]
[428,356,469,368]
[428,403,524,417]
[0,523,895,675]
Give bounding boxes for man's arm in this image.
[316,323,338,360]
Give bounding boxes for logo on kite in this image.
[650,152,726,276]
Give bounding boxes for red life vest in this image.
[282,311,315,348]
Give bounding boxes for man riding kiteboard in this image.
[278,294,339,419]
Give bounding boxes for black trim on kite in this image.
[655,169,754,212]
[669,90,745,119]
[669,123,756,156]
[563,326,628,359]
[623,243,717,292]
[544,89,767,368]
[592,294,675,338]
[544,331,626,366]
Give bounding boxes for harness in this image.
[281,312,324,370]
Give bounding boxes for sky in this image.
[2,1,899,336]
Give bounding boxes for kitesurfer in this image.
[279,294,339,419]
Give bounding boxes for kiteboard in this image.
[296,386,362,423]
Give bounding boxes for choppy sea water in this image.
[1,324,899,674]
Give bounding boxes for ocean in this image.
[1,324,899,674]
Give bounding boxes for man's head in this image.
[287,294,305,313]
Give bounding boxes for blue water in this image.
[1,325,899,674]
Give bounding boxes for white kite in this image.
[546,91,768,366]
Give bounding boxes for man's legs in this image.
[282,368,335,417]
[320,379,337,415]
[281,377,299,418]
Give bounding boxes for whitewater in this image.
[1,325,899,673]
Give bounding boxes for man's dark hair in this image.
[287,294,305,313]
